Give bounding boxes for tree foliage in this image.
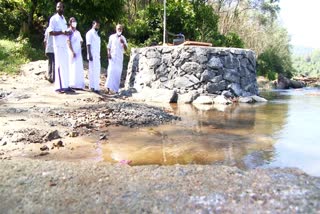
[257,24,293,80]
[292,49,320,77]
[125,0,243,47]
[0,0,298,80]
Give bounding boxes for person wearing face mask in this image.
[86,20,101,93]
[105,24,128,94]
[48,1,73,93]
[67,17,85,90]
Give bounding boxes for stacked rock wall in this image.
[125,46,258,101]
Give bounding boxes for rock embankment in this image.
[125,46,260,103]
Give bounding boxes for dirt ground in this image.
[0,61,319,213]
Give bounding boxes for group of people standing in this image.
[44,2,127,94]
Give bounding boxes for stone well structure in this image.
[125,46,259,103]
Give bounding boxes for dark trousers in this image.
[46,52,55,83]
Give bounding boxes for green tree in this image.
[126,0,243,47]
[257,24,293,80]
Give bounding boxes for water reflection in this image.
[267,89,320,176]
[100,88,320,176]
[101,99,284,168]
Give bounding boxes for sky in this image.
[279,0,320,48]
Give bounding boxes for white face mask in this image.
[117,31,122,36]
[71,22,77,28]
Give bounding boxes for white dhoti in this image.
[69,54,85,89]
[89,56,101,91]
[54,46,69,90]
[104,33,127,93]
[105,56,123,92]
[68,30,85,89]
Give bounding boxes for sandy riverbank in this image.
[0,61,319,213]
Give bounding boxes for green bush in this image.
[0,38,45,74]
[257,47,293,80]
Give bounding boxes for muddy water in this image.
[18,88,319,176]
[91,88,320,176]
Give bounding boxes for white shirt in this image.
[44,28,54,53]
[86,28,101,58]
[67,29,83,54]
[107,34,127,59]
[48,13,68,48]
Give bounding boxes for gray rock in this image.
[147,58,161,68]
[207,57,223,69]
[200,70,216,82]
[180,51,192,60]
[210,75,223,83]
[156,64,168,76]
[174,76,194,88]
[206,81,227,93]
[238,97,254,103]
[146,49,160,59]
[213,95,232,105]
[290,80,305,89]
[223,54,240,69]
[132,88,178,103]
[159,76,168,82]
[125,46,260,101]
[181,62,202,74]
[222,90,234,98]
[178,92,199,104]
[251,95,268,102]
[240,57,248,65]
[223,69,240,83]
[185,74,200,84]
[43,130,61,142]
[228,83,243,96]
[162,54,172,64]
[119,88,138,97]
[192,95,215,105]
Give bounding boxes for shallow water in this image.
[97,88,320,176]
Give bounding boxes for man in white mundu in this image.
[48,2,72,93]
[67,17,85,89]
[86,20,101,93]
[105,24,128,94]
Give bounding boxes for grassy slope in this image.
[0,39,45,74]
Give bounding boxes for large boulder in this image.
[276,74,291,89]
[277,74,305,89]
[290,80,306,89]
[132,88,178,103]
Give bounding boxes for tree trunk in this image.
[27,0,38,32]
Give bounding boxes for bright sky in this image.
[279,0,320,48]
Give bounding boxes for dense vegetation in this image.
[0,39,43,74]
[292,49,320,77]
[0,0,305,80]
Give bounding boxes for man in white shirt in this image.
[44,25,55,83]
[48,2,72,93]
[105,24,128,94]
[86,20,101,93]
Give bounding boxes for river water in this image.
[99,88,320,176]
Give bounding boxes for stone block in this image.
[207,57,223,69]
[223,69,240,83]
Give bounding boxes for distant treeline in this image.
[292,49,320,77]
[0,0,301,79]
